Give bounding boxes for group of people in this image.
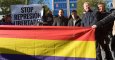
[0,1,115,60]
[43,9,81,26]
[43,2,114,60]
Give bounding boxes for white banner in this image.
[11,4,43,21]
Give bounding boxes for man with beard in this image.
[53,9,68,26]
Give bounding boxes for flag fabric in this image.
[0,26,96,60]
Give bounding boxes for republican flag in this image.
[0,26,96,60]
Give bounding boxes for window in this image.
[54,3,67,9]
[54,0,66,2]
[64,10,67,16]
[54,10,58,16]
[70,0,77,1]
[70,3,77,8]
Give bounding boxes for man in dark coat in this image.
[52,9,68,26]
[81,2,97,27]
[43,10,53,26]
[92,11,115,28]
[95,3,113,60]
[92,10,115,59]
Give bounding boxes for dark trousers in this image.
[96,42,102,60]
[111,35,115,57]
[96,34,113,60]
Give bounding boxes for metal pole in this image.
[67,0,70,17]
[52,0,54,15]
[113,0,115,8]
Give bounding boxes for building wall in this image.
[45,0,77,17]
[53,0,67,16]
[44,0,52,10]
[29,0,39,4]
[29,0,77,16]
[69,0,77,13]
[105,0,113,10]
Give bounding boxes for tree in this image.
[0,0,27,15]
[43,5,50,15]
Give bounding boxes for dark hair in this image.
[71,10,77,15]
[98,2,105,8]
[72,10,77,12]
[98,2,105,5]
[59,9,64,13]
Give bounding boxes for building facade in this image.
[29,0,44,4]
[45,0,77,17]
[105,0,113,10]
[29,0,39,4]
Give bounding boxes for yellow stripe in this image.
[0,38,96,58]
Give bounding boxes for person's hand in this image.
[92,25,97,29]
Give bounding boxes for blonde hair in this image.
[83,2,90,6]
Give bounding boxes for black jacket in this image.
[81,10,97,27]
[95,11,113,38]
[68,17,81,26]
[45,13,53,26]
[96,11,109,21]
[96,10,115,28]
[52,16,68,26]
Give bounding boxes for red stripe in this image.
[0,25,95,41]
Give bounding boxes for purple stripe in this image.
[0,54,96,60]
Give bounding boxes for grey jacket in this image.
[81,10,97,27]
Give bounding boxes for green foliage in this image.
[0,0,27,14]
[43,5,50,15]
[77,0,85,16]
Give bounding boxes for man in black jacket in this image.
[95,3,113,60]
[92,10,115,59]
[44,10,53,26]
[92,11,115,28]
[52,9,68,26]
